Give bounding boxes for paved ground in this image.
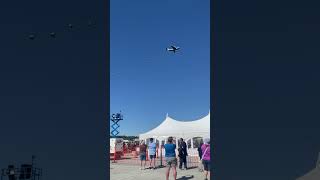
[110,163,207,180]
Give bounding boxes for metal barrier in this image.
[111,153,201,168]
[111,146,202,168]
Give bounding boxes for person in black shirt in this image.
[197,142,204,172]
[178,138,188,170]
[198,142,204,160]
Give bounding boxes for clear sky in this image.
[110,0,210,136]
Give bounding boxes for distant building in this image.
[296,152,320,180]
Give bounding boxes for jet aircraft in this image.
[166,45,180,53]
[50,32,56,38]
[28,34,35,40]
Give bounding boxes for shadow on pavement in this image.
[177,175,194,180]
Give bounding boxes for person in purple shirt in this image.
[201,138,211,180]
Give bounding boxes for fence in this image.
[111,151,201,168]
[111,143,202,168]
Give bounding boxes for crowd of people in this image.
[123,141,140,153]
[139,137,211,180]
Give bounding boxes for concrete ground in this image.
[110,163,208,180]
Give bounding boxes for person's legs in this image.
[181,157,184,169]
[207,161,211,179]
[153,156,156,168]
[149,156,153,168]
[172,166,177,180]
[204,170,208,179]
[203,160,209,179]
[172,158,177,180]
[183,156,187,169]
[144,160,146,169]
[166,167,170,180]
[179,157,182,169]
[139,155,143,169]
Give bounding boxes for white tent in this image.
[139,112,210,142]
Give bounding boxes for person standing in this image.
[178,138,188,170]
[148,138,157,169]
[164,137,177,180]
[201,138,211,180]
[198,141,204,172]
[139,140,147,170]
[198,142,204,160]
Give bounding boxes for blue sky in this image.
[110,0,210,136]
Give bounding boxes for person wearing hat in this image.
[201,138,211,180]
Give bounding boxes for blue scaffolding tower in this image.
[110,112,123,137]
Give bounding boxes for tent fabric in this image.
[139,112,210,141]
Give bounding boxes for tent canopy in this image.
[139,112,210,141]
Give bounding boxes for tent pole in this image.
[191,138,194,149]
[159,142,164,168]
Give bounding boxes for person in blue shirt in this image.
[148,138,157,169]
[164,137,177,180]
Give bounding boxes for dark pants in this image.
[179,156,187,169]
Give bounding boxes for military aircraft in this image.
[28,34,35,40]
[50,32,56,38]
[166,45,180,53]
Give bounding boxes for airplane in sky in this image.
[50,32,56,38]
[166,45,180,53]
[28,34,35,40]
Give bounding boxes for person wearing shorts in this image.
[164,137,177,180]
[201,138,211,180]
[149,154,156,159]
[148,138,157,169]
[202,160,210,171]
[139,140,147,170]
